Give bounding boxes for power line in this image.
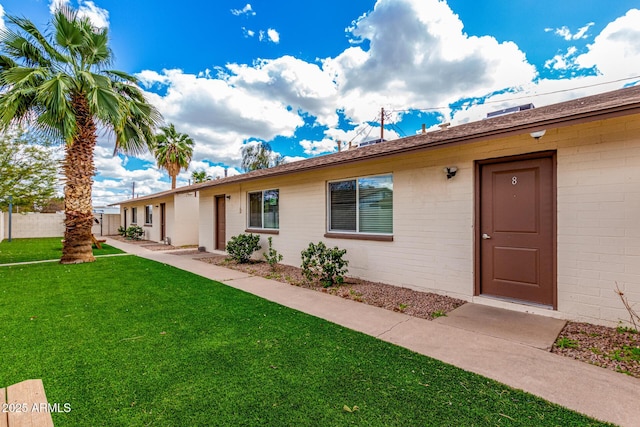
[387,75,640,114]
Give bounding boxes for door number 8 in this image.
[512,176,518,185]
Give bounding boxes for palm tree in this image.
[153,123,194,189]
[191,170,211,184]
[0,7,162,264]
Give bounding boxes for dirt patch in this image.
[199,254,640,379]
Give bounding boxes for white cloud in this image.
[257,28,280,43]
[575,9,640,78]
[231,4,256,16]
[91,2,640,203]
[266,28,280,43]
[546,22,594,41]
[324,0,536,123]
[136,68,304,167]
[544,46,578,70]
[48,0,109,28]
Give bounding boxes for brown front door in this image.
[160,203,166,241]
[215,196,226,250]
[479,154,555,307]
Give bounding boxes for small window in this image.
[328,174,393,234]
[248,189,279,229]
[131,207,138,224]
[144,205,153,225]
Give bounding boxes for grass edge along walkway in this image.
[0,237,124,264]
[0,255,611,426]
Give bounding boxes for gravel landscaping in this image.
[198,254,640,379]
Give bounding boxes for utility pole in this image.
[380,107,384,141]
[132,182,135,198]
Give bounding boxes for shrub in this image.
[125,225,143,240]
[301,241,349,287]
[263,237,283,270]
[226,233,261,263]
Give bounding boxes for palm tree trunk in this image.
[61,94,97,264]
[171,174,176,189]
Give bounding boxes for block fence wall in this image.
[2,212,65,239]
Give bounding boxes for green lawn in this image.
[0,237,123,264]
[0,254,609,426]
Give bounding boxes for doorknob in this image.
[482,233,492,240]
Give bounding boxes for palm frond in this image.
[6,14,67,67]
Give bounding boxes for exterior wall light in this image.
[443,167,458,179]
[530,130,546,140]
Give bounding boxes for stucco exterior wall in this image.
[119,200,161,241]
[119,193,199,246]
[198,114,640,326]
[92,214,120,236]
[171,192,199,246]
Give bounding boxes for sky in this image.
[1,0,639,205]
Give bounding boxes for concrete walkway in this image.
[105,238,639,426]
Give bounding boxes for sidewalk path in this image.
[105,238,639,426]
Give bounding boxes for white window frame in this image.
[327,174,393,236]
[247,189,279,230]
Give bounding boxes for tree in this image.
[153,123,194,189]
[191,170,211,183]
[241,142,284,172]
[0,128,59,212]
[0,7,162,264]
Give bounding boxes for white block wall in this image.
[2,212,65,238]
[197,114,640,327]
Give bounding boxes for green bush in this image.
[125,225,144,240]
[263,237,283,270]
[226,233,261,263]
[117,226,126,237]
[301,241,349,287]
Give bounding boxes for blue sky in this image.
[1,0,639,204]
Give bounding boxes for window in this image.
[131,207,138,224]
[144,205,153,225]
[328,174,392,234]
[248,189,279,229]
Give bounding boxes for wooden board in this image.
[5,380,54,427]
[0,387,7,427]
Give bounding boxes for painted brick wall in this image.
[556,117,640,326]
[197,114,640,326]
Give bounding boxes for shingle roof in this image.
[117,84,640,203]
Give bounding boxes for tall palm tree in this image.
[153,123,194,189]
[0,7,162,264]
